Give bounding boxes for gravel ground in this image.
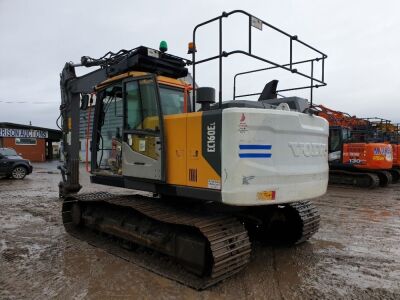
[1,161,400,299]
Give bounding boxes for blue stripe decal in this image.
[239,144,272,150]
[239,153,272,158]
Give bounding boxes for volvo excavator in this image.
[314,105,394,188]
[58,11,328,289]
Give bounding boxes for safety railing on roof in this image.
[358,117,400,143]
[191,10,327,110]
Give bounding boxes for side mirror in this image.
[80,94,90,110]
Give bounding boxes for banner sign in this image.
[0,128,48,138]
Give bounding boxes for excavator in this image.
[314,105,394,188]
[58,10,329,289]
[357,118,400,182]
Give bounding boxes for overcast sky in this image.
[1,0,399,129]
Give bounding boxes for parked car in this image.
[0,148,33,179]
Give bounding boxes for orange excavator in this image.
[314,105,393,188]
[358,118,400,182]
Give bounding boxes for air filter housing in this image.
[196,87,216,111]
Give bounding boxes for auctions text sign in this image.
[0,128,48,138]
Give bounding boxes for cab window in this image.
[329,128,341,152]
[342,128,351,142]
[159,85,185,115]
[126,79,159,131]
[95,83,123,170]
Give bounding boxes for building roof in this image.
[0,122,62,141]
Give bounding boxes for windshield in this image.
[159,85,185,115]
[0,148,18,156]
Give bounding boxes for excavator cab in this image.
[91,77,161,188]
[90,73,192,183]
[360,118,400,179]
[328,126,351,162]
[63,42,192,187]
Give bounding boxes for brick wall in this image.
[3,137,46,162]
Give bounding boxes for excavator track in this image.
[62,193,320,289]
[388,168,400,184]
[329,170,380,188]
[373,170,392,187]
[254,200,320,245]
[62,192,251,290]
[289,201,320,244]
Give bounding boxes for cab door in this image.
[122,76,165,181]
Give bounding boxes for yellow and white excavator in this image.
[58,10,329,289]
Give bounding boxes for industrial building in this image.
[0,123,62,162]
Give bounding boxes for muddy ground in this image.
[1,161,400,299]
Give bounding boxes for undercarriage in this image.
[329,169,393,188]
[62,192,320,289]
